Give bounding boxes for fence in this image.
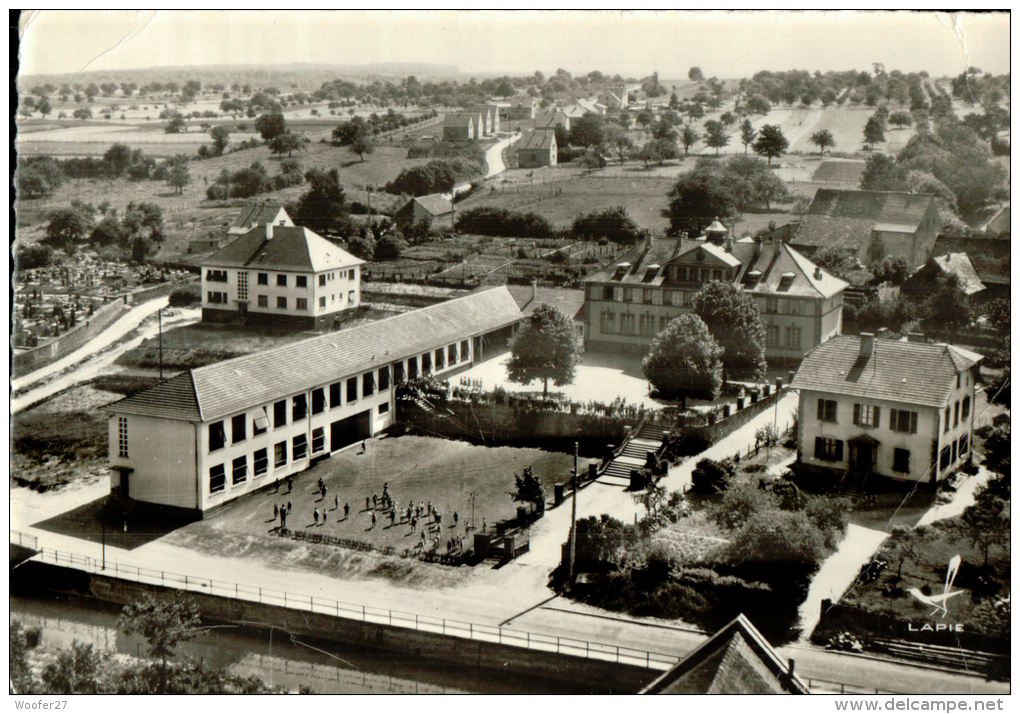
[10,530,39,550]
[26,541,680,672]
[13,298,127,375]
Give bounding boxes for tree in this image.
[889,111,913,129]
[10,620,36,694]
[17,156,64,198]
[691,457,736,494]
[73,107,93,120]
[870,256,910,285]
[164,115,186,134]
[680,125,699,156]
[636,108,654,129]
[684,102,705,123]
[332,116,375,160]
[602,124,633,164]
[268,131,303,157]
[506,304,580,398]
[103,143,134,176]
[41,641,106,694]
[859,153,907,191]
[568,114,604,147]
[119,593,205,693]
[254,112,286,141]
[727,509,826,567]
[703,120,729,155]
[633,482,668,525]
[920,272,971,341]
[38,98,52,118]
[692,282,767,381]
[14,242,53,270]
[373,233,405,261]
[124,202,165,243]
[44,204,95,251]
[209,125,230,156]
[959,489,1008,567]
[638,138,678,168]
[752,124,788,165]
[811,246,859,283]
[809,129,835,155]
[571,206,643,244]
[688,66,704,82]
[863,115,886,149]
[642,314,722,408]
[166,154,191,194]
[745,94,771,115]
[721,155,790,211]
[88,216,127,247]
[668,160,737,235]
[511,466,545,513]
[293,168,349,235]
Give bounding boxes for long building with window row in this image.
[106,287,523,516]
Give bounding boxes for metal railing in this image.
[28,543,681,672]
[803,676,899,695]
[10,530,39,550]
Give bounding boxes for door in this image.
[850,440,874,474]
[330,411,372,452]
[119,470,130,499]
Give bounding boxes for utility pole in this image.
[567,440,578,584]
[101,522,106,570]
[158,307,164,381]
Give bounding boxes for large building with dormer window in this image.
[581,221,847,363]
[200,218,364,330]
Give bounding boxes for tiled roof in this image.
[411,194,453,217]
[811,160,866,185]
[640,615,810,694]
[932,253,986,295]
[790,335,982,408]
[518,129,555,151]
[442,113,472,127]
[231,202,288,228]
[792,214,876,251]
[980,205,1009,235]
[932,235,1010,285]
[107,371,201,422]
[202,226,364,272]
[535,111,569,128]
[111,287,525,423]
[507,284,586,322]
[808,189,934,226]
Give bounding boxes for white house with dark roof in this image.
[394,193,454,230]
[200,223,364,329]
[228,202,294,235]
[106,287,524,516]
[517,129,557,168]
[791,334,982,486]
[581,223,847,362]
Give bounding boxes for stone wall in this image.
[13,299,127,375]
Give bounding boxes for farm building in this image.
[517,129,557,168]
[200,223,364,329]
[467,104,501,135]
[499,98,537,121]
[442,113,475,141]
[535,111,571,133]
[582,222,847,363]
[106,287,525,516]
[507,282,586,345]
[394,193,454,230]
[810,160,867,187]
[931,234,1010,302]
[791,189,941,267]
[229,202,294,235]
[901,253,986,301]
[791,334,981,486]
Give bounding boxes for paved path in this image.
[483,134,520,179]
[12,304,199,413]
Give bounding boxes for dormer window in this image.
[613,262,631,281]
[778,272,796,292]
[643,264,661,283]
[744,269,763,285]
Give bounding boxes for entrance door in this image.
[330,410,372,452]
[119,470,130,499]
[850,440,874,474]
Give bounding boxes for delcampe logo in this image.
[907,555,964,632]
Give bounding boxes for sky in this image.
[17,10,1011,80]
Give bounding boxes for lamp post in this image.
[567,439,578,584]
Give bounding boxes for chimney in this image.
[724,233,733,252]
[813,266,822,280]
[788,658,796,679]
[908,331,925,343]
[860,332,875,357]
[753,235,763,260]
[265,223,273,240]
[877,327,889,340]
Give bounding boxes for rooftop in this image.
[518,129,556,151]
[810,160,867,185]
[404,193,453,217]
[794,189,937,250]
[110,287,525,423]
[790,335,982,408]
[640,614,810,694]
[930,253,987,295]
[931,234,1010,286]
[507,284,585,321]
[202,225,364,272]
[231,202,290,229]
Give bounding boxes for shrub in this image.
[455,207,554,238]
[571,206,644,244]
[691,458,736,494]
[711,482,778,531]
[168,283,201,307]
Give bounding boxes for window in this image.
[231,414,246,443]
[277,274,287,287]
[712,269,722,281]
[296,298,308,311]
[435,348,445,370]
[205,269,228,282]
[956,372,961,389]
[273,400,287,429]
[378,366,390,391]
[254,448,269,477]
[254,407,269,435]
[817,399,837,423]
[422,352,432,374]
[448,344,457,365]
[257,273,268,286]
[348,290,356,304]
[118,417,128,457]
[814,437,843,462]
[853,404,880,428]
[209,464,226,493]
[766,296,778,314]
[393,362,405,383]
[257,295,268,307]
[962,396,971,420]
[958,434,969,457]
[643,288,654,304]
[347,377,358,402]
[292,394,308,420]
[600,309,616,334]
[318,274,326,287]
[232,456,247,485]
[296,275,308,288]
[293,434,308,461]
[944,406,950,432]
[329,382,342,408]
[893,448,910,473]
[319,296,326,309]
[209,421,226,452]
[312,427,325,453]
[407,357,419,379]
[658,315,669,332]
[274,441,287,468]
[378,402,390,414]
[889,409,918,434]
[766,325,779,348]
[363,372,375,396]
[940,446,951,469]
[953,401,960,428]
[671,291,682,307]
[312,387,326,414]
[621,313,635,335]
[784,326,802,349]
[602,286,614,300]
[206,291,228,304]
[277,296,287,309]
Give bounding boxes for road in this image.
[12,302,199,413]
[483,134,520,178]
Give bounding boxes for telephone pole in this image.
[158,307,164,381]
[567,440,578,584]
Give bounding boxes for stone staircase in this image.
[598,422,668,488]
